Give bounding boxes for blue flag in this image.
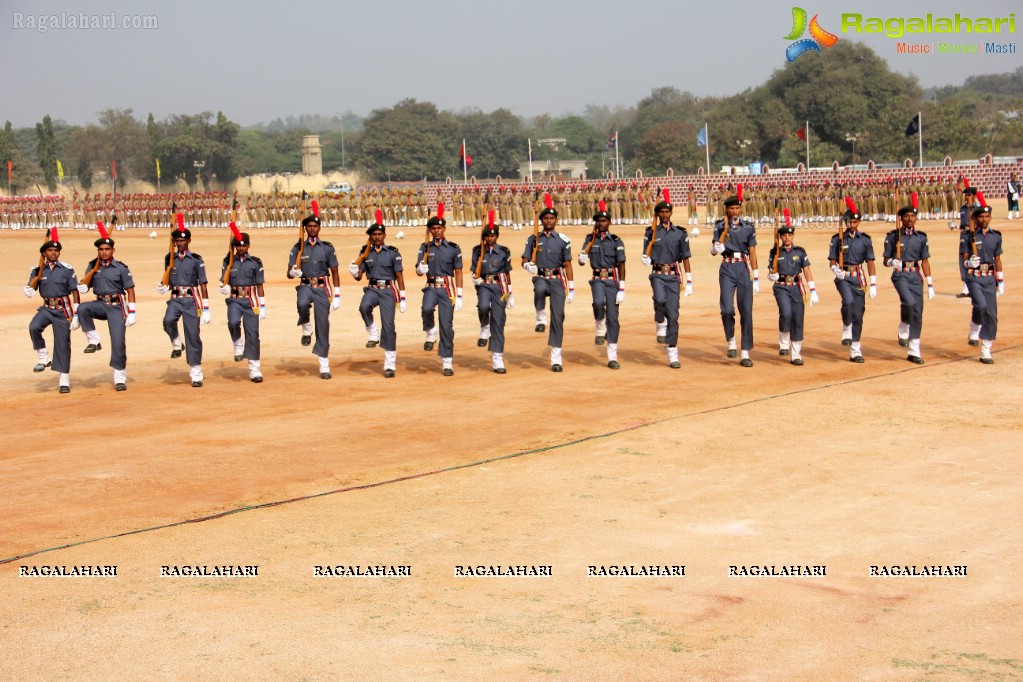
[696,125,707,148]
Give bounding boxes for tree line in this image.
[3,43,1021,193]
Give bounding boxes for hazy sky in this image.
[1,0,1018,127]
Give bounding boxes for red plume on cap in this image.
[963,177,970,188]
[488,210,495,228]
[375,209,383,225]
[911,192,918,209]
[96,221,109,239]
[50,226,60,243]
[437,202,444,220]
[844,196,858,214]
[783,208,792,227]
[737,183,743,202]
[176,214,185,232]
[229,221,243,242]
[311,200,320,218]
[663,189,671,204]
[544,193,553,209]
[598,200,606,213]
[977,191,987,208]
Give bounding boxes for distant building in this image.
[302,135,323,175]
[518,159,588,181]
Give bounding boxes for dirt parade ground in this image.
[0,216,1020,680]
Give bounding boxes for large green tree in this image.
[355,99,457,181]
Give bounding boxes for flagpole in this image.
[462,139,468,185]
[704,123,710,176]
[805,121,810,169]
[917,110,923,169]
[528,138,533,182]
[614,130,620,178]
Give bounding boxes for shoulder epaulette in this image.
[449,241,461,250]
[319,240,334,248]
[916,230,928,238]
[499,245,511,255]
[192,252,203,261]
[250,255,264,265]
[559,233,570,244]
[609,233,621,242]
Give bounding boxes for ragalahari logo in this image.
[784,7,839,61]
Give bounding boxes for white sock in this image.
[536,310,547,325]
[480,324,491,339]
[850,341,863,357]
[667,346,679,364]
[248,359,262,378]
[318,356,330,373]
[37,348,50,363]
[86,330,101,345]
[427,326,438,342]
[233,339,244,355]
[172,336,183,350]
[596,318,607,336]
[302,322,313,335]
[113,368,126,384]
[366,323,379,341]
[442,357,453,370]
[980,339,993,359]
[550,347,562,365]
[728,338,737,351]
[492,352,504,369]
[59,372,70,387]
[656,321,667,336]
[969,322,981,340]
[740,349,750,360]
[791,340,802,359]
[779,331,790,349]
[384,350,397,370]
[908,339,921,356]
[189,365,203,381]
[898,323,910,339]
[607,343,618,362]
[841,324,852,340]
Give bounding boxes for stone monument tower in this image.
[301,135,323,175]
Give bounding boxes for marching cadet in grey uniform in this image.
[960,203,1004,363]
[417,211,463,376]
[219,230,265,383]
[767,222,818,365]
[25,230,80,393]
[828,200,877,362]
[711,187,759,366]
[471,223,515,373]
[956,186,979,297]
[522,197,574,371]
[287,214,342,379]
[579,201,627,369]
[158,225,211,387]
[641,194,693,368]
[77,224,136,390]
[882,200,934,364]
[349,219,406,378]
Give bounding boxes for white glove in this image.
[869,284,877,299]
[126,312,137,327]
[219,283,230,295]
[712,241,726,255]
[997,278,1005,296]
[77,283,88,294]
[927,286,935,300]
[966,255,980,268]
[156,284,169,295]
[831,265,846,280]
[640,254,652,266]
[399,296,407,313]
[201,300,211,325]
[507,293,515,309]
[289,267,303,278]
[416,263,429,275]
[691,227,700,238]
[809,288,819,306]
[685,281,694,297]
[348,262,360,278]
[473,276,484,286]
[523,262,538,276]
[331,287,341,311]
[23,285,34,298]
[889,258,902,270]
[768,272,780,282]
[258,297,267,320]
[616,289,625,304]
[566,283,575,304]
[578,253,589,266]
[752,270,760,295]
[70,314,80,331]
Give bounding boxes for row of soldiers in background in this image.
[1,173,1016,231]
